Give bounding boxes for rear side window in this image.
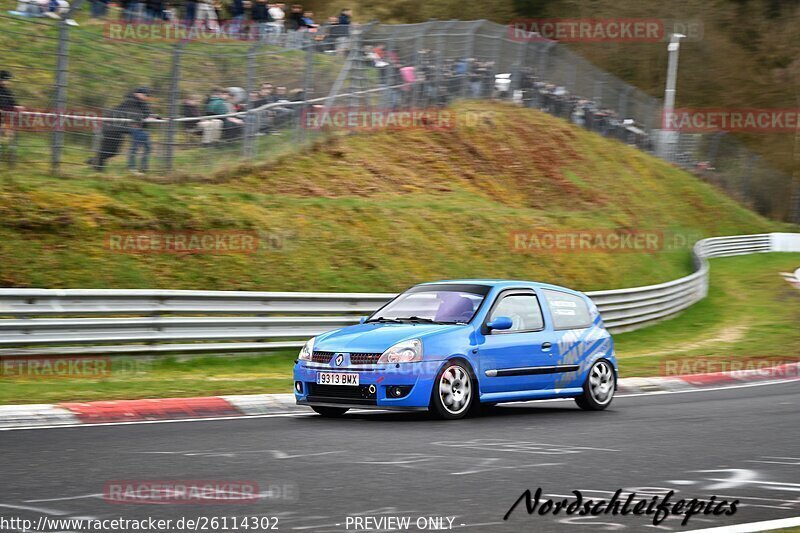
[543,290,592,329]
[489,293,544,332]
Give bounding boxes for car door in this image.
[477,289,557,393]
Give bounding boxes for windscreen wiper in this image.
[395,316,447,324]
[365,317,403,323]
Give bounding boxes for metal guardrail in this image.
[0,233,797,357]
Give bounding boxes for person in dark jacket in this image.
[251,0,271,40]
[337,8,350,27]
[89,87,154,172]
[147,0,165,20]
[0,70,18,121]
[286,4,302,30]
[0,70,21,163]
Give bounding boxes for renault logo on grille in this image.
[334,353,345,366]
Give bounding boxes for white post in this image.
[659,33,685,160]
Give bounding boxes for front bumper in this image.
[293,361,440,409]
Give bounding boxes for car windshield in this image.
[368,285,489,324]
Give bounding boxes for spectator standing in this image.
[127,88,155,174]
[337,7,350,27]
[286,3,301,30]
[144,0,163,20]
[89,87,154,172]
[299,10,316,30]
[269,4,286,35]
[0,70,22,163]
[0,71,18,116]
[267,2,285,38]
[184,0,197,25]
[196,0,219,31]
[88,0,108,18]
[229,0,245,36]
[251,0,271,40]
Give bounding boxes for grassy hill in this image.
[0,100,779,291]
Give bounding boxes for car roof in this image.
[415,279,587,297]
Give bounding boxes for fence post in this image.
[568,54,577,94]
[242,43,258,158]
[298,33,314,143]
[460,20,484,98]
[411,21,433,109]
[51,19,70,175]
[618,86,632,119]
[792,98,800,223]
[594,72,606,108]
[537,41,554,80]
[511,40,528,93]
[164,43,183,172]
[433,21,456,106]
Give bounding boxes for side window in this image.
[543,290,592,329]
[489,293,544,332]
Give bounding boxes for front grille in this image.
[311,351,383,365]
[307,383,377,405]
[349,352,382,365]
[312,351,334,364]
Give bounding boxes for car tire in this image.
[575,359,616,411]
[311,406,349,417]
[430,361,476,420]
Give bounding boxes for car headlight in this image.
[298,337,315,361]
[378,339,423,364]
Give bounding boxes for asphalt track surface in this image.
[1,381,799,533]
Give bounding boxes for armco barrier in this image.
[0,233,797,357]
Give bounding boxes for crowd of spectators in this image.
[80,43,651,174]
[97,0,353,47]
[2,2,652,174]
[12,0,78,25]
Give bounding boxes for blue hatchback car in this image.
[293,280,617,419]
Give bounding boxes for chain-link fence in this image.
[0,14,796,220]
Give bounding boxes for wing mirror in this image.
[487,316,513,331]
[359,316,368,324]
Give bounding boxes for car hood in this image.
[315,323,460,353]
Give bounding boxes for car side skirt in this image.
[480,387,584,403]
[484,364,580,377]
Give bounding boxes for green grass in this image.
[0,351,298,404]
[1,253,798,404]
[615,252,800,377]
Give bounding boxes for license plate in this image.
[316,372,360,386]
